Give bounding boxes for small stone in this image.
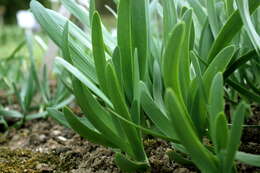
[52,130,61,136]
[57,136,67,142]
[36,163,53,172]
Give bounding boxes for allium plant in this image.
[30,0,260,172]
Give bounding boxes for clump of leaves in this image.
[30,0,260,172]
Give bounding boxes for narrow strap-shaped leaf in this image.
[55,57,112,107]
[140,82,177,140]
[152,60,164,111]
[106,63,131,121]
[165,89,218,173]
[30,0,98,83]
[91,12,108,94]
[223,102,246,173]
[25,31,48,104]
[179,10,193,103]
[106,63,146,161]
[114,153,149,173]
[236,0,260,55]
[214,112,229,153]
[225,0,234,17]
[161,0,178,45]
[132,49,140,101]
[130,100,140,130]
[224,50,258,79]
[208,73,225,141]
[61,0,115,50]
[186,0,207,26]
[235,151,260,167]
[89,0,96,25]
[61,0,89,27]
[198,19,214,70]
[131,0,148,80]
[63,107,117,148]
[62,22,73,64]
[203,45,235,96]
[117,0,133,100]
[72,79,131,154]
[208,0,260,62]
[112,47,123,88]
[167,150,194,166]
[190,51,202,78]
[189,77,208,137]
[206,0,221,38]
[3,40,26,61]
[226,79,260,103]
[162,22,185,99]
[0,108,23,119]
[107,106,180,143]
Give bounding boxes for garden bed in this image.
[0,109,259,173]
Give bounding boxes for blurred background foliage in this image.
[0,0,115,24]
[0,0,50,24]
[0,0,115,59]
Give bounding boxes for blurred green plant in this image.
[0,29,73,130]
[30,0,260,172]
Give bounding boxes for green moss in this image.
[0,147,60,173]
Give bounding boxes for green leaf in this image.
[208,73,225,141]
[152,60,164,110]
[115,153,149,173]
[223,102,246,173]
[165,89,218,172]
[236,151,260,167]
[0,109,23,119]
[162,22,185,99]
[89,0,96,25]
[198,20,214,69]
[167,150,194,166]
[140,82,177,140]
[236,0,260,55]
[117,0,133,100]
[132,50,140,101]
[203,45,235,96]
[186,0,207,26]
[30,0,98,83]
[106,63,146,161]
[62,22,73,64]
[179,9,193,102]
[25,31,48,104]
[63,107,117,148]
[61,0,89,27]
[107,106,180,144]
[72,79,130,153]
[131,0,148,80]
[47,108,71,128]
[206,0,221,38]
[214,112,229,153]
[91,12,108,94]
[208,0,260,62]
[61,0,115,51]
[227,79,260,103]
[224,0,234,16]
[224,50,258,79]
[55,57,112,107]
[112,47,123,87]
[161,0,178,45]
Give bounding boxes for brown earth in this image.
[0,105,259,173]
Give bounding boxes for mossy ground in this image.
[0,106,259,172]
[0,148,60,173]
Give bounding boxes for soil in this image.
[0,105,259,173]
